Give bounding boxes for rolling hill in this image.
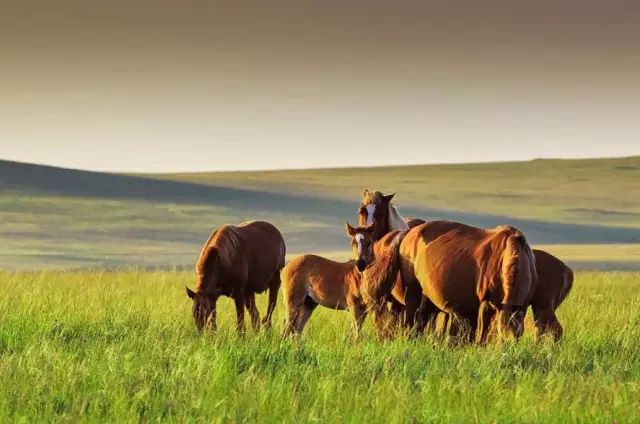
[1,156,639,269]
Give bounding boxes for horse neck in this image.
[196,247,223,292]
[345,263,362,291]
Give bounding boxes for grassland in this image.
[154,156,640,229]
[2,157,639,422]
[1,156,640,270]
[1,270,639,423]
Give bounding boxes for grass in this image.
[1,270,639,422]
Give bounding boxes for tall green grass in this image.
[1,270,639,422]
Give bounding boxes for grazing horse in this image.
[355,219,538,343]
[529,249,573,340]
[282,223,401,338]
[358,190,573,340]
[185,221,286,333]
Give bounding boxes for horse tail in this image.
[500,229,537,306]
[556,265,574,308]
[493,229,535,340]
[280,261,298,337]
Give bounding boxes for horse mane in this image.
[387,204,410,231]
[361,230,406,306]
[196,225,243,291]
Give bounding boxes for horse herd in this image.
[186,190,573,343]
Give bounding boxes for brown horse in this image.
[185,220,286,333]
[355,218,538,343]
[358,190,573,340]
[282,223,400,338]
[529,249,573,340]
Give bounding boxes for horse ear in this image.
[186,286,196,299]
[361,189,370,197]
[345,222,356,236]
[383,192,395,203]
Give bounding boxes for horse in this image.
[358,189,573,340]
[281,223,401,338]
[354,217,538,343]
[185,220,286,333]
[529,249,573,340]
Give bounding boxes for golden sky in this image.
[1,1,639,171]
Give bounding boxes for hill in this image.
[1,157,639,269]
[153,156,640,229]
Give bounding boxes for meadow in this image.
[1,156,639,422]
[1,270,639,423]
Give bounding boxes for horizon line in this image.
[1,153,638,175]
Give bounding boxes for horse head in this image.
[345,221,376,272]
[186,287,217,331]
[359,190,404,240]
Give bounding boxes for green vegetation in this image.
[1,270,638,422]
[2,158,638,421]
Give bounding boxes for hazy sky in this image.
[1,0,639,172]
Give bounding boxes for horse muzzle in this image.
[356,259,367,272]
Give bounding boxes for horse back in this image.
[404,217,426,229]
[400,221,484,313]
[236,220,286,282]
[197,221,285,293]
[281,254,356,309]
[402,221,535,310]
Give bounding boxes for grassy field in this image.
[1,270,639,422]
[1,156,640,269]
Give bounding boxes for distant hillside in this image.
[1,157,640,269]
[153,156,640,229]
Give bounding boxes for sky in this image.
[1,0,639,172]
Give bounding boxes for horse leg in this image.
[262,274,281,329]
[476,301,496,344]
[533,307,563,341]
[282,297,302,338]
[282,305,301,338]
[416,296,438,335]
[245,294,260,332]
[347,296,368,340]
[435,312,448,341]
[403,283,422,336]
[388,296,404,329]
[233,293,246,335]
[293,305,315,335]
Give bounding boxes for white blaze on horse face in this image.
[365,204,376,226]
[355,233,365,255]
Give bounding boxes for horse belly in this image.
[307,276,348,310]
[416,252,478,317]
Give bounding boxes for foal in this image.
[282,223,399,338]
